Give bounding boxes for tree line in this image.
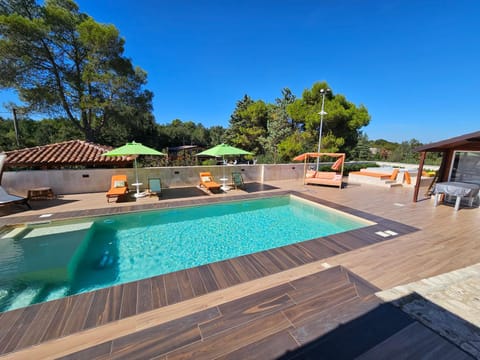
[0,0,437,166]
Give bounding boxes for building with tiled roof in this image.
[2,140,132,169]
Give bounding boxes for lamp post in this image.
[316,88,329,170]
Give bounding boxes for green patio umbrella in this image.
[103,141,165,197]
[196,143,252,190]
[196,143,252,158]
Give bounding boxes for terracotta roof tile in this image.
[4,140,132,169]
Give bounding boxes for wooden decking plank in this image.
[151,276,167,308]
[39,295,80,343]
[200,283,295,339]
[249,252,284,275]
[59,291,95,337]
[207,261,242,289]
[347,226,387,244]
[343,268,381,298]
[197,265,220,293]
[0,305,40,354]
[295,239,339,260]
[109,307,220,359]
[290,295,380,345]
[283,282,359,327]
[268,247,302,269]
[241,253,275,277]
[228,257,263,282]
[289,265,345,289]
[216,331,299,360]
[185,267,208,297]
[319,236,351,253]
[0,308,25,348]
[83,288,111,329]
[356,322,473,360]
[164,272,182,305]
[261,250,294,272]
[136,278,153,314]
[280,243,317,264]
[167,312,294,360]
[378,219,419,234]
[103,284,123,324]
[327,232,370,250]
[120,282,138,319]
[288,267,352,303]
[176,270,195,301]
[56,341,113,360]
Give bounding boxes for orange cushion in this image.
[107,187,127,196]
[314,171,336,179]
[305,170,316,178]
[204,181,220,188]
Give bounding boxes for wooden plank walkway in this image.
[37,266,471,359]
[0,181,478,358]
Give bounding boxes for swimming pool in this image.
[0,195,373,312]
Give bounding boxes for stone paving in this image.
[377,263,480,358]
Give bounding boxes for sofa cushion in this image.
[305,170,317,178]
[314,171,336,179]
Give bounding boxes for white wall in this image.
[2,165,266,196]
[2,161,429,196]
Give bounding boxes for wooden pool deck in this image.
[0,180,479,359]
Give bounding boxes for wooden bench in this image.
[28,187,55,200]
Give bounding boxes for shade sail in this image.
[196,143,252,157]
[293,152,344,161]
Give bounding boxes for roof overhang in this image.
[414,130,480,152]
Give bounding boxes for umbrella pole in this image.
[135,158,139,185]
[133,157,143,198]
[221,155,229,191]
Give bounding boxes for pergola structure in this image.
[413,130,480,202]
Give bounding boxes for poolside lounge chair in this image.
[349,168,399,181]
[231,171,245,190]
[147,178,162,197]
[0,185,31,209]
[199,172,221,192]
[106,175,129,203]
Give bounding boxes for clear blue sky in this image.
[1,0,478,143]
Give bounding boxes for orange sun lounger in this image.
[349,168,399,181]
[199,172,221,192]
[106,175,129,203]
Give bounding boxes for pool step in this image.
[0,283,69,312]
[4,285,43,312]
[0,226,28,240]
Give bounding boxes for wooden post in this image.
[413,151,426,202]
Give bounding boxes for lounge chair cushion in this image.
[107,187,127,196]
[201,176,212,182]
[306,170,316,178]
[114,180,126,188]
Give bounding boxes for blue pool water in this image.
[0,195,371,312]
